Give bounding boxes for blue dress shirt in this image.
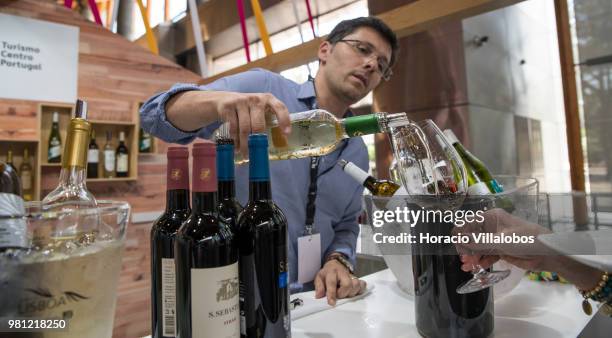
[140,68,368,293]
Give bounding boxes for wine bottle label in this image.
[161,258,176,337]
[191,262,240,338]
[104,150,115,171]
[117,154,128,173]
[20,171,32,190]
[467,182,491,195]
[344,114,381,137]
[0,193,27,249]
[87,149,99,163]
[48,145,61,159]
[342,161,369,184]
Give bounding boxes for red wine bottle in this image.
[237,134,290,338]
[151,147,191,338]
[175,142,239,338]
[411,199,493,338]
[216,137,243,234]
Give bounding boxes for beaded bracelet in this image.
[579,271,611,315]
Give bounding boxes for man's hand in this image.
[165,90,291,156]
[214,92,291,156]
[314,259,366,306]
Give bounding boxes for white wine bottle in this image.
[443,129,502,195]
[42,100,98,241]
[19,148,33,201]
[6,149,16,171]
[103,131,115,178]
[217,109,409,164]
[48,112,62,163]
[139,128,152,153]
[337,159,400,197]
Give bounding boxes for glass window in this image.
[212,0,368,74]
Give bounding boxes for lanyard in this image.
[304,141,350,235]
[304,156,320,235]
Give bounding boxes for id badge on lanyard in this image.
[298,155,322,283]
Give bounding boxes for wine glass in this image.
[454,194,511,294]
[388,119,466,209]
[455,176,539,294]
[388,119,511,294]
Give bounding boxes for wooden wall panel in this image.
[0,1,201,337]
[0,99,39,141]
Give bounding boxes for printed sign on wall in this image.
[0,13,79,103]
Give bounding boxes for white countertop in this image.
[142,268,596,338]
[292,269,595,338]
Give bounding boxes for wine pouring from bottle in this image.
[215,109,410,164]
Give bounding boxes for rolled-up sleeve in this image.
[325,184,364,265]
[140,68,272,144]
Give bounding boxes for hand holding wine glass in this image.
[453,208,555,271]
[453,208,606,292]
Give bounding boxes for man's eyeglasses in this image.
[337,39,393,81]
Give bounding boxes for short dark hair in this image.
[326,16,399,66]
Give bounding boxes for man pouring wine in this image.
[141,17,399,306]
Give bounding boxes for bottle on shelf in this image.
[103,131,115,178]
[337,159,400,197]
[48,111,62,163]
[87,129,99,179]
[42,100,98,240]
[236,134,290,338]
[216,127,243,234]
[215,109,409,164]
[151,147,191,338]
[6,149,16,172]
[19,148,33,201]
[116,131,129,178]
[443,129,502,195]
[139,128,153,153]
[0,159,27,251]
[175,142,239,338]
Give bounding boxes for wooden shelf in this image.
[41,162,62,167]
[87,177,137,183]
[38,103,140,194]
[90,119,136,126]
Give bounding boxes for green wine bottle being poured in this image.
[217,109,409,164]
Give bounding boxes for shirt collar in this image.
[297,79,353,117]
[297,80,316,101]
